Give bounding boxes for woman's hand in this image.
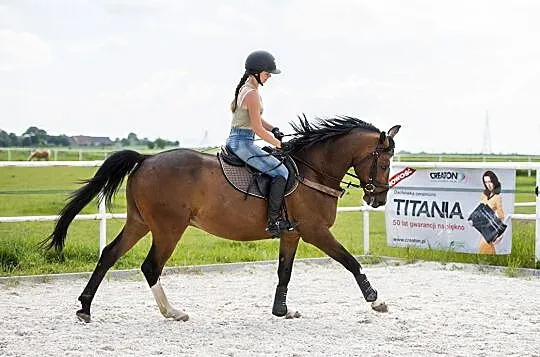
[271,127,285,141]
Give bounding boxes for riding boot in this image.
[266,176,294,238]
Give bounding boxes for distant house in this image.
[69,135,114,147]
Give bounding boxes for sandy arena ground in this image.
[0,260,539,357]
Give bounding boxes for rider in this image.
[226,50,293,238]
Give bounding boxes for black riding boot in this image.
[266,176,294,238]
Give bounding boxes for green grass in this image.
[0,164,538,276]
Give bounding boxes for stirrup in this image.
[266,220,296,238]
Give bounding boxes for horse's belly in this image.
[189,207,268,241]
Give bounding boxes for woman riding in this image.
[225,50,293,238]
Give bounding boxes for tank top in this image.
[231,83,263,129]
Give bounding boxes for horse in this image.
[42,116,400,323]
[27,149,50,161]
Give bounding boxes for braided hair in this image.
[230,72,249,113]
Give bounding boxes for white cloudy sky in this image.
[1,0,539,154]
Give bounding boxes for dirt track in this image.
[1,260,539,357]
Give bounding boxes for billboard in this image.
[385,165,515,255]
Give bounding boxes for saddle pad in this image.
[218,155,298,199]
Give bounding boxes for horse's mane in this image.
[284,115,380,153]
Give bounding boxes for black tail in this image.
[41,150,148,252]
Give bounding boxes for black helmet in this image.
[245,50,281,75]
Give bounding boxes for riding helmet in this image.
[245,50,281,75]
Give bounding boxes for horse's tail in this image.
[41,150,148,252]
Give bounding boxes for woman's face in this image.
[259,71,271,83]
[483,176,494,191]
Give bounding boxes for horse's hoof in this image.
[165,309,189,321]
[172,313,189,322]
[76,310,91,323]
[285,309,301,319]
[371,301,388,313]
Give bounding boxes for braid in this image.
[230,72,249,113]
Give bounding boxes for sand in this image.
[1,260,539,357]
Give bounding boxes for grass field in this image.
[0,156,538,277]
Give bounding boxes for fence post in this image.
[363,206,370,255]
[534,167,540,263]
[99,197,107,255]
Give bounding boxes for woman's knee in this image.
[272,167,288,180]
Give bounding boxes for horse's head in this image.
[352,125,400,208]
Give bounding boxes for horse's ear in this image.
[379,131,387,143]
[387,125,401,138]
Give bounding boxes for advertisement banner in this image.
[385,165,515,254]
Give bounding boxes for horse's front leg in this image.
[272,236,302,318]
[302,228,388,313]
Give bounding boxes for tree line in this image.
[0,127,179,149]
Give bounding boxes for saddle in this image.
[217,146,299,199]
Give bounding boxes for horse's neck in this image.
[298,142,352,188]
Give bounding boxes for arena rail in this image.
[0,161,538,262]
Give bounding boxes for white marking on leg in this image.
[371,297,382,307]
[371,296,388,312]
[150,280,189,321]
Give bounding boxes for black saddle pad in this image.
[217,146,298,199]
[467,203,507,243]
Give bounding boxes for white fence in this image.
[0,161,539,262]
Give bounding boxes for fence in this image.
[0,161,538,262]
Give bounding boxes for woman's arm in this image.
[494,195,505,220]
[244,91,281,148]
[261,118,274,131]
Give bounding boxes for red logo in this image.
[389,167,416,188]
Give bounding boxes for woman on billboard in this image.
[468,170,506,254]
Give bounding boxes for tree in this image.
[0,130,9,147]
[22,126,48,146]
[127,132,139,145]
[8,133,19,146]
[154,138,166,149]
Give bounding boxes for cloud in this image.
[282,0,389,43]
[68,35,129,53]
[98,69,188,102]
[101,0,171,15]
[0,30,52,71]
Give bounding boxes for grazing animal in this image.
[27,149,50,161]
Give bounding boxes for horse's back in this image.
[128,148,220,196]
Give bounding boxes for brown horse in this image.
[27,149,50,161]
[43,116,400,322]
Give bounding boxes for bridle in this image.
[291,139,393,197]
[360,140,393,194]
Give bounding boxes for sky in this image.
[1,0,539,154]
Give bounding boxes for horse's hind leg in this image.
[76,219,149,322]
[141,225,189,321]
[272,236,301,319]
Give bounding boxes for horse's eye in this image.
[380,165,388,170]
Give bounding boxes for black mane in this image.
[284,115,380,153]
